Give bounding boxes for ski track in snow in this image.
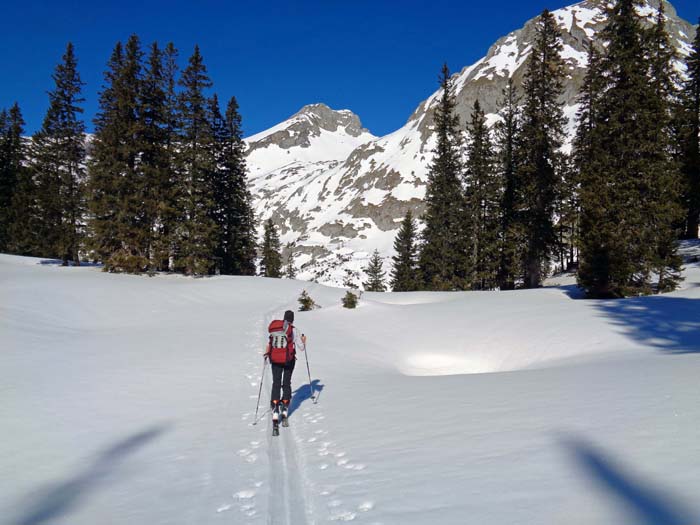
[233,303,377,523]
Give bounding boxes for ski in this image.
[272,404,280,436]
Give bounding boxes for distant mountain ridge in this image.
[244,0,697,288]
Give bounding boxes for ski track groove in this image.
[242,300,314,524]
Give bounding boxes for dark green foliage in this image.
[464,100,501,290]
[140,42,173,273]
[285,245,297,279]
[298,289,317,311]
[0,104,27,252]
[577,0,683,297]
[210,95,257,275]
[495,80,524,290]
[30,42,86,265]
[88,36,149,273]
[517,10,566,288]
[679,23,700,239]
[419,64,467,290]
[363,249,386,292]
[151,42,181,271]
[174,45,217,275]
[341,290,359,308]
[390,209,419,291]
[260,218,282,278]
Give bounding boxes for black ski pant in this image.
[270,359,295,407]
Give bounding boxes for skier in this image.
[265,310,306,435]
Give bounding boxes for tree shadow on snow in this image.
[594,296,700,354]
[13,423,170,525]
[562,436,696,525]
[289,379,324,417]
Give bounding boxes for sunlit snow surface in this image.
[2,243,700,523]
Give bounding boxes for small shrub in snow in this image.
[298,290,317,311]
[342,290,358,309]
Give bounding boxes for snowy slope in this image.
[2,242,700,524]
[245,0,697,287]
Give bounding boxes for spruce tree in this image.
[0,104,26,252]
[578,0,683,297]
[152,42,181,271]
[644,2,683,292]
[5,104,40,256]
[88,36,149,272]
[679,23,700,239]
[495,80,524,290]
[419,64,466,290]
[210,94,256,275]
[140,41,172,272]
[285,244,297,279]
[363,249,386,292]
[260,218,282,278]
[31,42,86,265]
[390,209,419,291]
[175,45,217,275]
[464,100,501,290]
[517,10,566,288]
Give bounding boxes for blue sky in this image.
[1,0,697,137]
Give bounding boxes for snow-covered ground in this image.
[2,243,700,524]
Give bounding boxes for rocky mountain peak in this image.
[246,103,370,153]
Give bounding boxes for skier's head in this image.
[284,310,294,324]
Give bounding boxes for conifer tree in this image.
[644,2,683,292]
[0,104,26,252]
[140,42,172,272]
[88,41,125,267]
[175,45,217,275]
[152,42,181,271]
[679,23,700,239]
[88,36,148,272]
[495,80,524,290]
[517,10,566,288]
[210,94,256,275]
[4,104,40,256]
[260,218,282,278]
[363,249,386,292]
[391,209,420,291]
[31,42,86,265]
[285,244,297,279]
[464,100,501,290]
[419,64,466,290]
[578,0,683,297]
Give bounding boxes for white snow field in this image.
[2,244,700,524]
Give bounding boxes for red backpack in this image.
[267,320,295,365]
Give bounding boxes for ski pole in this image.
[301,334,316,403]
[252,356,268,425]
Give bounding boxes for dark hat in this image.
[284,310,295,323]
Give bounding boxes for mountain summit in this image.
[245,0,697,287]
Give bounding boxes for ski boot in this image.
[271,401,280,436]
[281,400,290,427]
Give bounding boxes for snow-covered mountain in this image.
[246,0,697,287]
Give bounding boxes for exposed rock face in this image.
[245,0,697,288]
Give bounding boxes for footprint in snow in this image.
[235,490,256,500]
[330,511,357,521]
[358,501,374,512]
